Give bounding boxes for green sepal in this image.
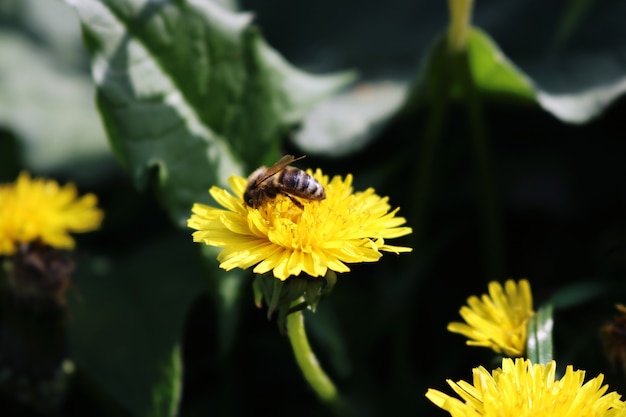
[253,272,338,331]
[253,275,306,322]
[304,279,325,312]
[526,303,554,365]
[323,270,338,296]
[252,276,264,309]
[304,270,337,312]
[266,277,287,319]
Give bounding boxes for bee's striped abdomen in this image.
[278,168,325,201]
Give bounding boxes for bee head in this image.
[243,191,252,207]
[243,189,259,208]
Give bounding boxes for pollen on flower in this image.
[187,168,412,280]
[0,172,104,256]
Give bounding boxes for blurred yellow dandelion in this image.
[0,172,103,255]
[447,279,534,357]
[426,357,626,417]
[187,169,412,280]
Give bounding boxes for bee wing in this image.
[254,154,306,185]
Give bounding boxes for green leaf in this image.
[0,30,111,179]
[552,0,594,49]
[526,304,554,365]
[467,23,626,124]
[403,26,626,125]
[402,28,536,112]
[68,232,206,417]
[0,0,86,67]
[465,29,536,102]
[548,281,605,310]
[150,345,183,417]
[65,0,352,225]
[200,245,247,356]
[229,1,626,125]
[292,81,406,157]
[517,0,626,124]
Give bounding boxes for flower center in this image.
[257,195,324,251]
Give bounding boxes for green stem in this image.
[456,50,504,280]
[410,74,448,252]
[286,303,347,415]
[447,0,474,51]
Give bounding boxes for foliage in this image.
[1,0,626,416]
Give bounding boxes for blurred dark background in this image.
[2,0,626,416]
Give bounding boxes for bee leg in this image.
[284,193,304,209]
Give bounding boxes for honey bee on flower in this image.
[188,160,412,280]
[243,155,325,209]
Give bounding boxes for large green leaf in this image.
[466,29,536,102]
[0,30,111,179]
[150,345,183,417]
[291,81,407,156]
[66,0,352,225]
[488,0,626,124]
[404,28,535,111]
[402,26,626,125]
[548,281,605,310]
[465,25,626,123]
[200,245,248,356]
[248,0,626,125]
[68,232,205,417]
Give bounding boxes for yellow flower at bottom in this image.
[447,279,534,357]
[0,172,103,255]
[426,358,626,417]
[187,169,412,280]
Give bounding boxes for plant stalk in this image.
[286,302,348,416]
[447,0,474,51]
[455,49,505,280]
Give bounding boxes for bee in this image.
[243,154,326,209]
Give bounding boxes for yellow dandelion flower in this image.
[426,357,626,417]
[447,279,534,357]
[0,172,104,255]
[187,169,412,280]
